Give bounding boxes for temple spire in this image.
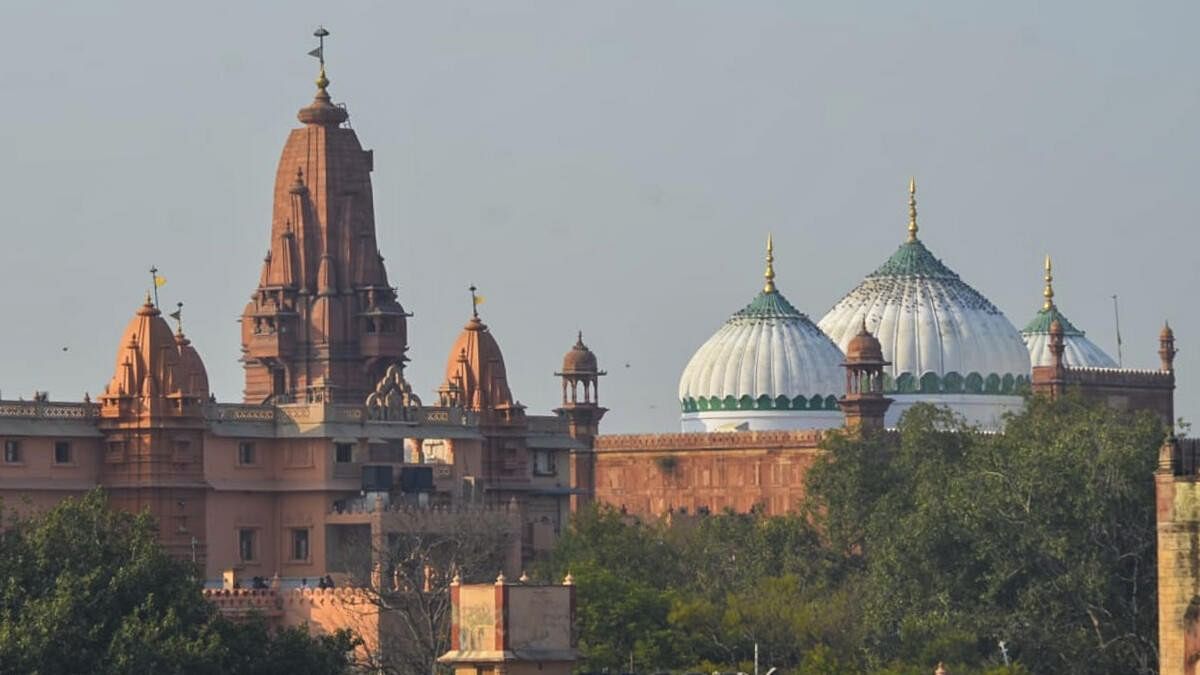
[763,233,776,293]
[1042,254,1055,311]
[907,177,918,242]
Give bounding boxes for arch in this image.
[1014,375,1030,394]
[792,396,807,410]
[1001,374,1015,394]
[919,372,940,394]
[984,374,1001,394]
[896,373,916,394]
[943,372,964,393]
[723,395,737,410]
[756,394,773,410]
[965,372,984,393]
[824,395,838,410]
[709,396,723,411]
[809,394,824,410]
[696,397,709,411]
[775,395,791,410]
[738,395,754,410]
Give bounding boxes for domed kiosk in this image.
[817,180,1031,429]
[679,237,845,432]
[1022,256,1117,368]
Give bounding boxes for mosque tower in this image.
[241,33,408,404]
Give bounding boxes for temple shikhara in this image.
[0,31,1194,673]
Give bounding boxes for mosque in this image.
[679,180,1116,433]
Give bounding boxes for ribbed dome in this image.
[818,182,1031,399]
[1020,257,1116,369]
[1022,307,1116,368]
[679,288,844,411]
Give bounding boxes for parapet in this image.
[595,429,825,453]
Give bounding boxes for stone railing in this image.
[595,429,825,452]
[206,403,276,423]
[0,400,97,419]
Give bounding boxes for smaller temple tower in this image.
[838,320,892,432]
[555,333,606,511]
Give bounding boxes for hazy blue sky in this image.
[1,1,1197,432]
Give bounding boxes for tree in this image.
[333,507,519,675]
[0,490,358,675]
[807,395,1163,673]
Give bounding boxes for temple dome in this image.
[439,314,515,411]
[1021,257,1116,368]
[816,182,1029,429]
[102,297,208,403]
[679,238,845,432]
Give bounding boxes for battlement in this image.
[595,429,825,453]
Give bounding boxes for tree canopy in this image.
[0,490,358,675]
[542,394,1163,674]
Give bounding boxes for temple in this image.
[0,44,597,584]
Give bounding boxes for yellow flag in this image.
[473,294,485,306]
[154,276,167,287]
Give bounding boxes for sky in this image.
[0,1,1197,433]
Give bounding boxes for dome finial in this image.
[763,233,776,293]
[907,177,918,242]
[1042,254,1055,311]
[312,26,330,92]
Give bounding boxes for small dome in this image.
[103,297,208,401]
[561,332,599,374]
[1022,308,1116,368]
[845,320,886,365]
[441,315,514,410]
[1020,256,1116,369]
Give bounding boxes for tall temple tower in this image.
[241,35,408,404]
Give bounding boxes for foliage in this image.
[546,394,1163,674]
[0,490,358,675]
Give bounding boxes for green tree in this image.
[807,396,1163,674]
[0,490,358,674]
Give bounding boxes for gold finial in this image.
[316,64,329,91]
[907,177,918,242]
[763,233,776,293]
[1042,254,1055,311]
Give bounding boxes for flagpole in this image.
[149,266,160,308]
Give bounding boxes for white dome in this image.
[818,237,1031,396]
[1022,307,1117,368]
[679,286,845,429]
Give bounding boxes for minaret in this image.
[1160,322,1177,373]
[241,29,409,404]
[554,332,607,511]
[838,319,893,432]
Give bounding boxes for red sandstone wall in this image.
[593,431,825,517]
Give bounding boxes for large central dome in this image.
[679,237,845,432]
[817,181,1029,428]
